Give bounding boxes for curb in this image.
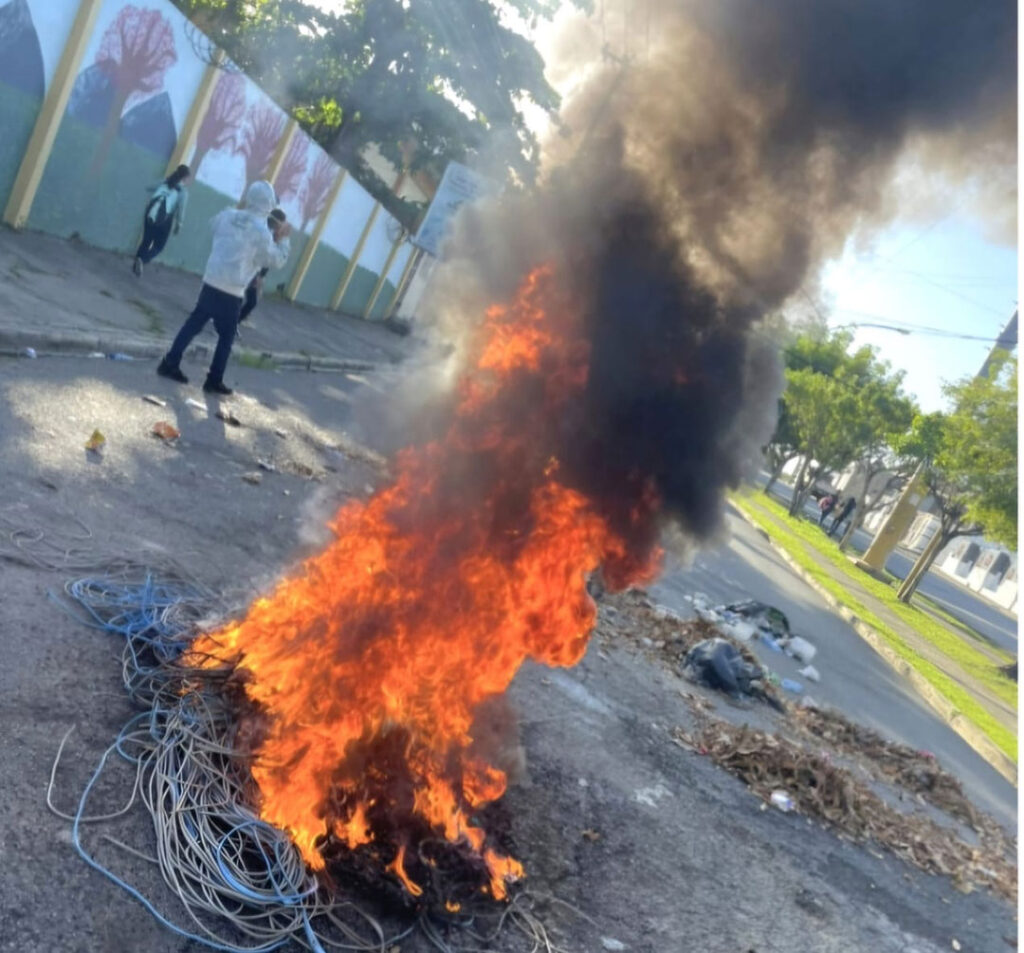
[733,501,1018,787]
[0,328,379,374]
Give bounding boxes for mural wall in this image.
[0,0,80,203]
[1,0,415,321]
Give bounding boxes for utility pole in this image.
[976,309,1017,379]
[857,310,1018,584]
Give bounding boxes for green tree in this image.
[172,0,567,222]
[762,328,853,495]
[834,365,916,551]
[896,355,1017,602]
[773,329,912,521]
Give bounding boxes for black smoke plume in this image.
[412,0,1015,551]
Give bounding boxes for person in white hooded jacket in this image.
[157,181,291,395]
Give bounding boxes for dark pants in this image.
[238,283,259,324]
[818,507,834,526]
[162,284,242,385]
[828,511,852,537]
[136,218,172,264]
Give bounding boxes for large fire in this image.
[191,265,660,902]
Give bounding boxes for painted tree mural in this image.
[273,132,310,205]
[191,69,245,177]
[90,5,176,176]
[236,101,284,190]
[299,153,336,233]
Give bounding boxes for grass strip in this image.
[733,491,1017,764]
[747,491,1017,709]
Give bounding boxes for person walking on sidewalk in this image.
[818,492,838,527]
[827,496,856,537]
[236,208,287,341]
[133,164,191,276]
[156,181,291,396]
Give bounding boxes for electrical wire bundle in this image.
[49,572,577,953]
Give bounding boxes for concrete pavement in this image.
[0,225,419,371]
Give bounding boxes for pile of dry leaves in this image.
[674,719,1017,901]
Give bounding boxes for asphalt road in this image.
[763,477,1018,655]
[650,508,1017,829]
[0,354,1015,952]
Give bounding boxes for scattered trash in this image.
[84,429,105,452]
[600,940,626,952]
[780,678,804,694]
[87,351,105,358]
[581,829,601,842]
[151,421,180,441]
[106,352,134,361]
[798,696,820,710]
[364,483,374,495]
[273,428,288,439]
[799,664,821,683]
[21,347,37,358]
[952,940,961,951]
[142,394,167,407]
[185,397,206,411]
[770,790,796,813]
[241,472,262,485]
[282,489,291,496]
[722,600,791,639]
[759,630,784,651]
[787,636,817,663]
[682,638,771,703]
[719,619,757,642]
[216,409,241,427]
[257,459,276,472]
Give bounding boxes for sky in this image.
[820,219,1018,414]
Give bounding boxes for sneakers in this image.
[156,360,188,384]
[203,379,234,396]
[132,257,143,277]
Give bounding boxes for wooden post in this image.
[265,118,299,191]
[3,0,104,228]
[165,50,225,175]
[384,247,422,321]
[362,235,406,319]
[285,168,346,301]
[329,202,381,311]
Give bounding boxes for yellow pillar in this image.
[3,0,104,228]
[362,235,406,319]
[265,118,299,191]
[330,202,381,311]
[165,51,225,175]
[285,168,346,301]
[384,247,421,321]
[856,463,925,574]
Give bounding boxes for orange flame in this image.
[191,265,659,900]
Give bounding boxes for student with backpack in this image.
[133,164,191,277]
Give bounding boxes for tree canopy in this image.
[763,327,916,518]
[172,0,569,219]
[932,354,1017,551]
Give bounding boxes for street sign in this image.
[412,161,495,257]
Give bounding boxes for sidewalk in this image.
[0,226,419,370]
[735,494,1017,784]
